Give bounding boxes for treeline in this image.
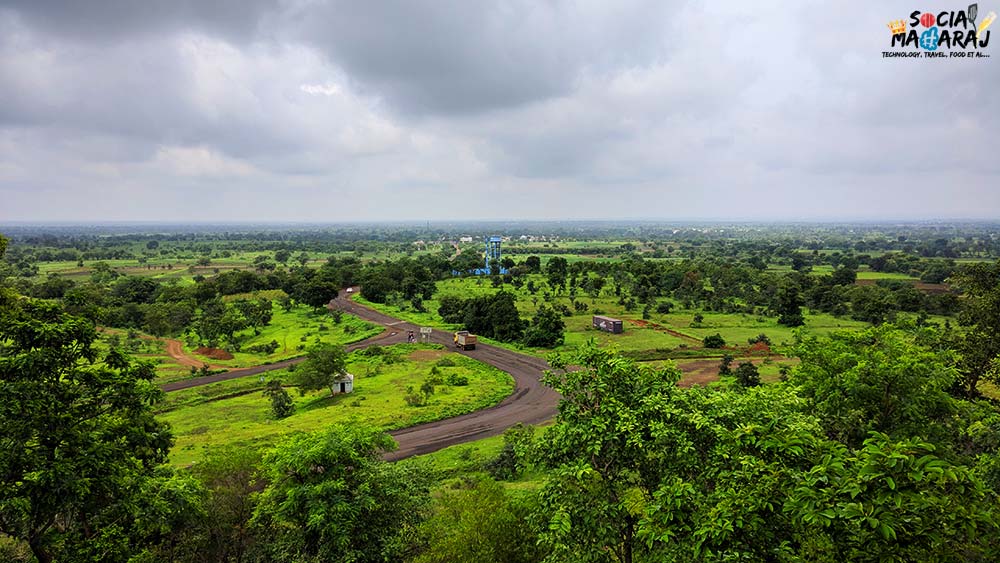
[6,253,460,353]
[525,255,959,325]
[438,292,566,347]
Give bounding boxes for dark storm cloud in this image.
[282,0,677,115]
[0,0,277,43]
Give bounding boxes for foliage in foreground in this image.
[535,334,1000,562]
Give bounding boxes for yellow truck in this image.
[453,331,478,351]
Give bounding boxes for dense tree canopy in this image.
[252,426,428,562]
[0,248,174,562]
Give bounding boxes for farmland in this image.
[158,344,514,465]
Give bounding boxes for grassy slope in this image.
[181,304,382,369]
[158,345,514,465]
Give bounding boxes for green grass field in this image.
[158,344,514,465]
[179,304,383,369]
[354,275,871,359]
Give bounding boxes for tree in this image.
[522,305,566,348]
[0,285,173,562]
[792,325,958,448]
[524,255,541,273]
[252,426,428,562]
[295,343,349,396]
[413,479,544,563]
[734,361,760,387]
[718,353,734,376]
[786,433,998,562]
[264,379,295,418]
[538,343,681,563]
[702,333,726,348]
[546,256,569,292]
[774,279,805,327]
[187,447,266,563]
[951,261,1000,395]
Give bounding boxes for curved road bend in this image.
[160,289,561,461]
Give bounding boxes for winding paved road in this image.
[160,289,560,460]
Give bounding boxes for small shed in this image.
[593,315,624,334]
[333,373,354,394]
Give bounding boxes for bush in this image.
[404,389,427,407]
[246,340,280,355]
[703,333,726,348]
[656,301,674,314]
[263,380,295,419]
[436,357,456,367]
[747,333,772,346]
[734,361,761,388]
[446,373,469,386]
[718,354,734,376]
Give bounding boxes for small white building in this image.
[459,236,474,243]
[333,373,354,394]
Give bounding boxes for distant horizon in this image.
[3,217,1000,229]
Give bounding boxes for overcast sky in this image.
[0,0,997,222]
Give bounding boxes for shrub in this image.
[446,373,469,386]
[263,380,295,419]
[718,354,734,376]
[734,361,761,388]
[436,357,456,367]
[703,333,726,348]
[247,340,280,355]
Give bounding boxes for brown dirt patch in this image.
[674,357,783,388]
[408,349,447,362]
[193,347,235,360]
[855,279,952,294]
[675,359,722,387]
[747,341,772,355]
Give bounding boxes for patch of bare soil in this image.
[193,347,234,360]
[408,349,447,361]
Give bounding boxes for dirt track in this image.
[329,290,560,460]
[160,290,561,460]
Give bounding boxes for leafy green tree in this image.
[252,426,428,562]
[0,285,173,562]
[774,279,805,327]
[187,447,266,563]
[264,379,295,419]
[524,255,541,273]
[734,361,760,388]
[786,433,998,562]
[546,257,569,292]
[849,284,896,325]
[537,343,681,563]
[792,325,958,448]
[522,304,566,348]
[413,479,544,563]
[718,353,733,376]
[294,342,349,396]
[952,261,1000,395]
[702,333,725,348]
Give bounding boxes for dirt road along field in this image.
[329,289,560,460]
[160,288,561,460]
